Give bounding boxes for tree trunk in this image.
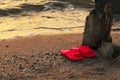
[82,0,113,49]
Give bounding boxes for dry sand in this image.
[0,32,120,80]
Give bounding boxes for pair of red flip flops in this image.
[60,45,96,61]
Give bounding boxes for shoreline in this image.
[0,32,119,55]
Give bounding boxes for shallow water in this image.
[0,0,90,39]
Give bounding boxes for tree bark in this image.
[82,0,113,49]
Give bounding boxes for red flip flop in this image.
[78,45,96,58]
[60,49,84,61]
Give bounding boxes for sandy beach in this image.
[0,0,120,80]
